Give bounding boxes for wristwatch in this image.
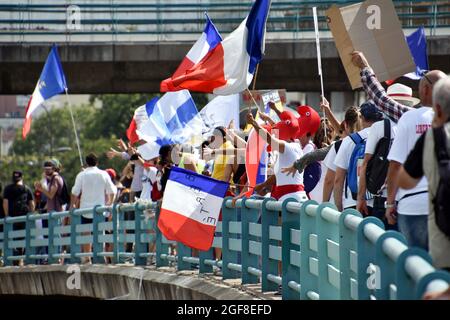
[384,201,395,209]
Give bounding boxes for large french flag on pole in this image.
[160,14,222,92]
[23,44,67,139]
[126,90,205,160]
[158,167,229,251]
[161,0,271,95]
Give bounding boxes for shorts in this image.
[81,216,93,225]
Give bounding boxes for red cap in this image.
[106,168,116,180]
[272,111,300,141]
[296,105,321,138]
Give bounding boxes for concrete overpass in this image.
[0,36,449,94]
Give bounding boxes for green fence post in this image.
[222,196,240,280]
[177,242,193,271]
[91,205,103,264]
[338,208,362,300]
[374,231,407,300]
[299,200,319,299]
[112,204,119,264]
[155,204,169,267]
[118,205,126,263]
[356,217,384,300]
[25,213,34,265]
[241,198,260,285]
[3,218,12,266]
[282,198,300,300]
[70,209,81,264]
[47,212,57,264]
[199,248,214,273]
[134,203,147,266]
[396,248,433,300]
[261,198,278,292]
[316,203,340,300]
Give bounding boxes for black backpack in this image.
[432,126,450,238]
[366,119,392,195]
[51,175,70,206]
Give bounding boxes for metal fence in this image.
[0,0,449,42]
[1,197,449,300]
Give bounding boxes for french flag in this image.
[160,14,222,92]
[127,90,205,160]
[245,128,267,196]
[23,44,67,139]
[161,0,271,95]
[158,166,229,251]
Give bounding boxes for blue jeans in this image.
[397,214,428,250]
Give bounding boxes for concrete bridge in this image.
[0,36,449,94]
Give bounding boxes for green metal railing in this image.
[1,197,449,300]
[0,0,448,41]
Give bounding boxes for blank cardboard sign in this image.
[326,0,415,89]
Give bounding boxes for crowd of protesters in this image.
[1,50,449,298]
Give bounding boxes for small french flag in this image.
[160,14,222,92]
[158,167,229,251]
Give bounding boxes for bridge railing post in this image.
[155,204,169,267]
[3,218,12,266]
[70,209,81,264]
[47,212,57,265]
[134,203,146,266]
[356,217,385,300]
[374,231,407,299]
[222,197,240,280]
[316,203,340,300]
[338,209,362,300]
[299,200,319,299]
[281,198,300,300]
[241,198,260,285]
[24,212,34,265]
[112,204,119,264]
[261,198,278,292]
[92,205,103,264]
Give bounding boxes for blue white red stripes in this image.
[158,167,229,250]
[161,0,271,95]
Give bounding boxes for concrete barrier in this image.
[0,265,258,300]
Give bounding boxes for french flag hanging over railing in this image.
[160,14,222,92]
[158,167,229,251]
[161,0,271,95]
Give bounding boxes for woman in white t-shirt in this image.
[247,110,307,202]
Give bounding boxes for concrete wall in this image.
[0,37,448,94]
[0,265,258,300]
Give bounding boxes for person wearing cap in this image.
[351,50,447,123]
[2,170,35,265]
[333,101,384,212]
[247,107,308,203]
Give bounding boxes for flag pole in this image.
[313,7,327,139]
[246,88,260,115]
[64,88,84,167]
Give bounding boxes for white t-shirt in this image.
[274,142,304,186]
[387,107,433,215]
[334,127,373,209]
[71,166,117,218]
[324,142,338,172]
[140,166,158,201]
[365,119,397,197]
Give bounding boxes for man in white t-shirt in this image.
[333,101,384,211]
[357,117,397,227]
[385,106,433,250]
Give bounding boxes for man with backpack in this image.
[398,77,450,269]
[356,85,417,228]
[333,101,384,211]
